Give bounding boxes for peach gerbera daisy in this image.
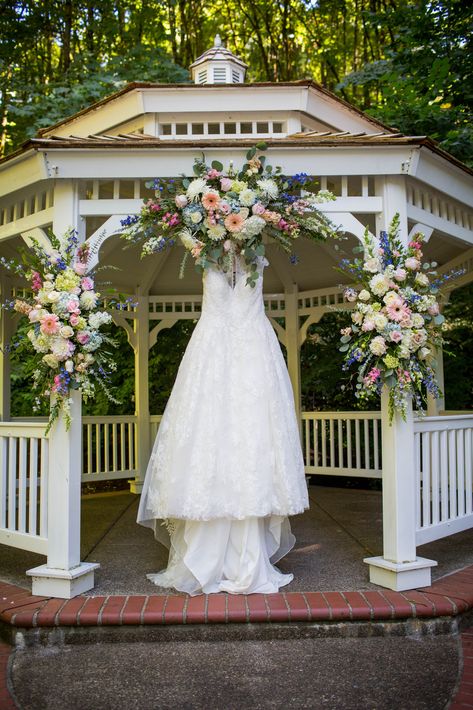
[40,313,60,335]
[224,213,244,233]
[202,190,220,211]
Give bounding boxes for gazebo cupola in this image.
[189,35,248,84]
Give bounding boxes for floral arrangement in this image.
[338,215,460,420]
[2,230,124,433]
[121,143,337,287]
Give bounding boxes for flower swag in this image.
[3,230,125,433]
[121,143,339,286]
[338,215,462,421]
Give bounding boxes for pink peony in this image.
[362,318,376,332]
[175,195,188,208]
[252,202,266,215]
[40,314,60,335]
[81,277,94,291]
[393,268,407,281]
[76,331,90,345]
[207,168,221,179]
[390,330,403,343]
[405,257,420,270]
[73,262,87,276]
[220,178,233,192]
[224,213,244,233]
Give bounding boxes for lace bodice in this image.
[201,257,268,323]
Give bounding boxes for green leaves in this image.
[211,160,223,171]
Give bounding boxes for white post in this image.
[285,283,302,433]
[0,274,11,421]
[130,295,150,493]
[426,345,446,415]
[27,391,99,597]
[364,390,436,590]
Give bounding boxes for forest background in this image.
[1,0,472,415]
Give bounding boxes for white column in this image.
[285,284,302,431]
[52,179,85,239]
[0,274,11,421]
[426,345,446,416]
[130,295,150,494]
[27,391,99,598]
[364,390,436,590]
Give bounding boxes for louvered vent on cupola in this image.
[189,34,248,85]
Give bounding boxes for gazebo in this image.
[0,38,472,598]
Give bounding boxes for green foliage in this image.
[301,313,375,411]
[339,0,473,165]
[442,284,473,410]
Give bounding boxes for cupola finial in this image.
[214,34,222,48]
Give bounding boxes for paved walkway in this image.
[1,485,473,708]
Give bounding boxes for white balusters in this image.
[415,415,473,545]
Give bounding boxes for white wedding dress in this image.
[137,255,309,595]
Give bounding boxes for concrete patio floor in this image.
[1,484,473,595]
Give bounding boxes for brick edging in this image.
[1,566,472,629]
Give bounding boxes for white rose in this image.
[47,290,60,303]
[65,359,74,372]
[373,314,388,331]
[369,336,387,356]
[190,211,203,224]
[364,257,381,273]
[419,347,431,360]
[59,325,74,338]
[415,273,429,287]
[358,289,371,302]
[383,291,401,306]
[411,313,425,328]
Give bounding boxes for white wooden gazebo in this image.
[1,38,472,598]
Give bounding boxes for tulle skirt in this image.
[146,515,295,596]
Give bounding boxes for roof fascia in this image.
[0,150,49,197]
[411,146,473,208]
[28,144,425,181]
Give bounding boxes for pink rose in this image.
[390,330,403,343]
[428,303,439,316]
[393,268,407,281]
[73,262,87,276]
[72,287,81,295]
[76,331,90,345]
[81,277,94,291]
[66,299,79,312]
[362,318,376,332]
[219,201,231,215]
[70,314,80,326]
[405,257,420,270]
[207,169,221,179]
[252,202,265,215]
[220,178,232,192]
[28,308,41,323]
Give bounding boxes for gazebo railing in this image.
[302,411,382,478]
[0,422,48,554]
[414,414,473,545]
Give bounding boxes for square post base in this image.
[26,562,100,599]
[364,556,437,592]
[129,479,144,494]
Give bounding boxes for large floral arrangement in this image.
[121,144,337,286]
[338,215,460,420]
[3,230,124,432]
